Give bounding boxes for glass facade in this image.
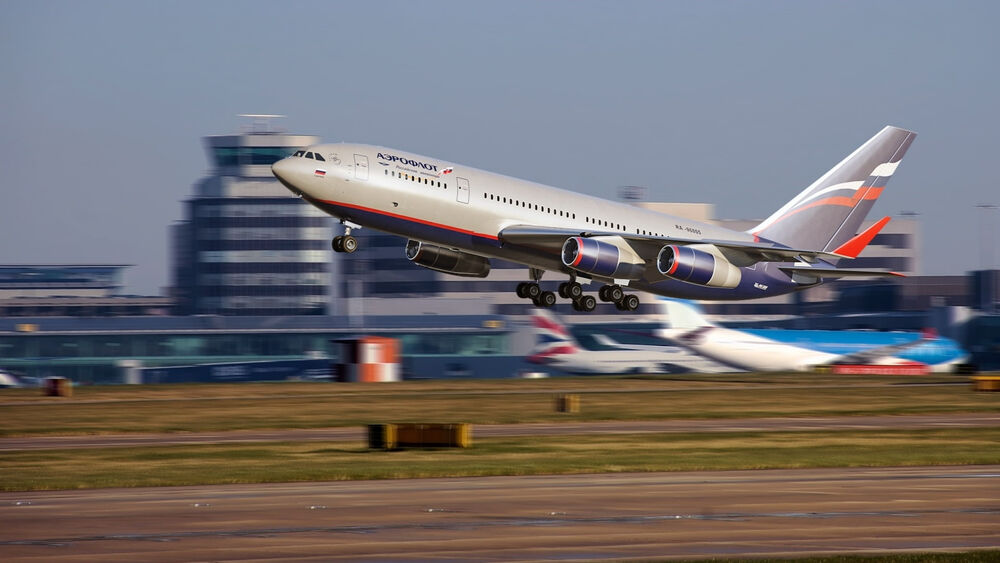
[0,265,125,292]
[0,319,510,384]
[212,146,296,167]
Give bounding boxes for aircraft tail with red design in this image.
[750,126,916,254]
[528,309,581,364]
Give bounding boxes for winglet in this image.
[833,216,891,259]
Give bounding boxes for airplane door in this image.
[456,177,470,204]
[354,154,369,181]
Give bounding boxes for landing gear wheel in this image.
[525,283,541,300]
[622,294,640,311]
[599,286,611,302]
[565,282,582,300]
[536,291,557,308]
[332,236,344,252]
[516,282,529,298]
[341,235,358,253]
[558,282,569,299]
[577,294,597,312]
[607,285,624,303]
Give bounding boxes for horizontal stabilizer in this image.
[833,216,891,259]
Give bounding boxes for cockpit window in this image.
[313,153,325,162]
[294,150,305,157]
[305,152,314,159]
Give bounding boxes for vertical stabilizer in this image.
[530,310,581,358]
[751,126,916,252]
[656,298,715,330]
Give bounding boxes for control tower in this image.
[171,116,330,315]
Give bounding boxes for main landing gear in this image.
[600,284,640,311]
[332,221,360,253]
[516,267,557,308]
[515,271,640,313]
[559,281,597,312]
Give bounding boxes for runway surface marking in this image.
[2,466,998,561]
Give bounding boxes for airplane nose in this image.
[271,158,299,194]
[271,158,291,182]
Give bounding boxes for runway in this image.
[2,465,998,562]
[2,412,997,451]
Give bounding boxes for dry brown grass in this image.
[0,375,994,437]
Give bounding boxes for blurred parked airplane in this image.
[273,126,915,312]
[527,310,731,375]
[655,299,970,373]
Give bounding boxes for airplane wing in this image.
[500,225,865,265]
[779,266,905,282]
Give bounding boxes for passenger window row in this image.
[483,191,578,220]
[385,168,447,189]
[479,191,668,236]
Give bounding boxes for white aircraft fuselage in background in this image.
[271,127,915,310]
[654,299,970,373]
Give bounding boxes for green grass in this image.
[3,428,998,491]
[1,376,996,437]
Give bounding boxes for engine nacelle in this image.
[656,244,742,288]
[405,240,491,278]
[561,236,644,280]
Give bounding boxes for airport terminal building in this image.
[171,123,331,316]
[0,315,517,384]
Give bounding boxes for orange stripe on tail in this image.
[833,216,891,259]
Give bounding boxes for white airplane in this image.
[527,310,731,375]
[272,126,916,312]
[654,299,970,373]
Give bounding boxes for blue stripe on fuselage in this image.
[741,329,965,365]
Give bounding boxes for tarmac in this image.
[2,465,998,562]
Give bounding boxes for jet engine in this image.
[561,236,644,280]
[656,244,742,288]
[405,240,491,278]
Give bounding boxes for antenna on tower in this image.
[239,114,286,134]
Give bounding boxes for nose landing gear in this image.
[332,235,357,253]
[332,221,361,254]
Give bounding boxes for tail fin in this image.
[656,298,715,331]
[530,309,581,357]
[751,126,916,252]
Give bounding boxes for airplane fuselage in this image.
[659,326,968,373]
[273,143,803,300]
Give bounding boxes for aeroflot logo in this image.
[377,152,438,172]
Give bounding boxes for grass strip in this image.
[3,428,998,491]
[2,378,996,437]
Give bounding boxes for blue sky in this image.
[2,1,998,294]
